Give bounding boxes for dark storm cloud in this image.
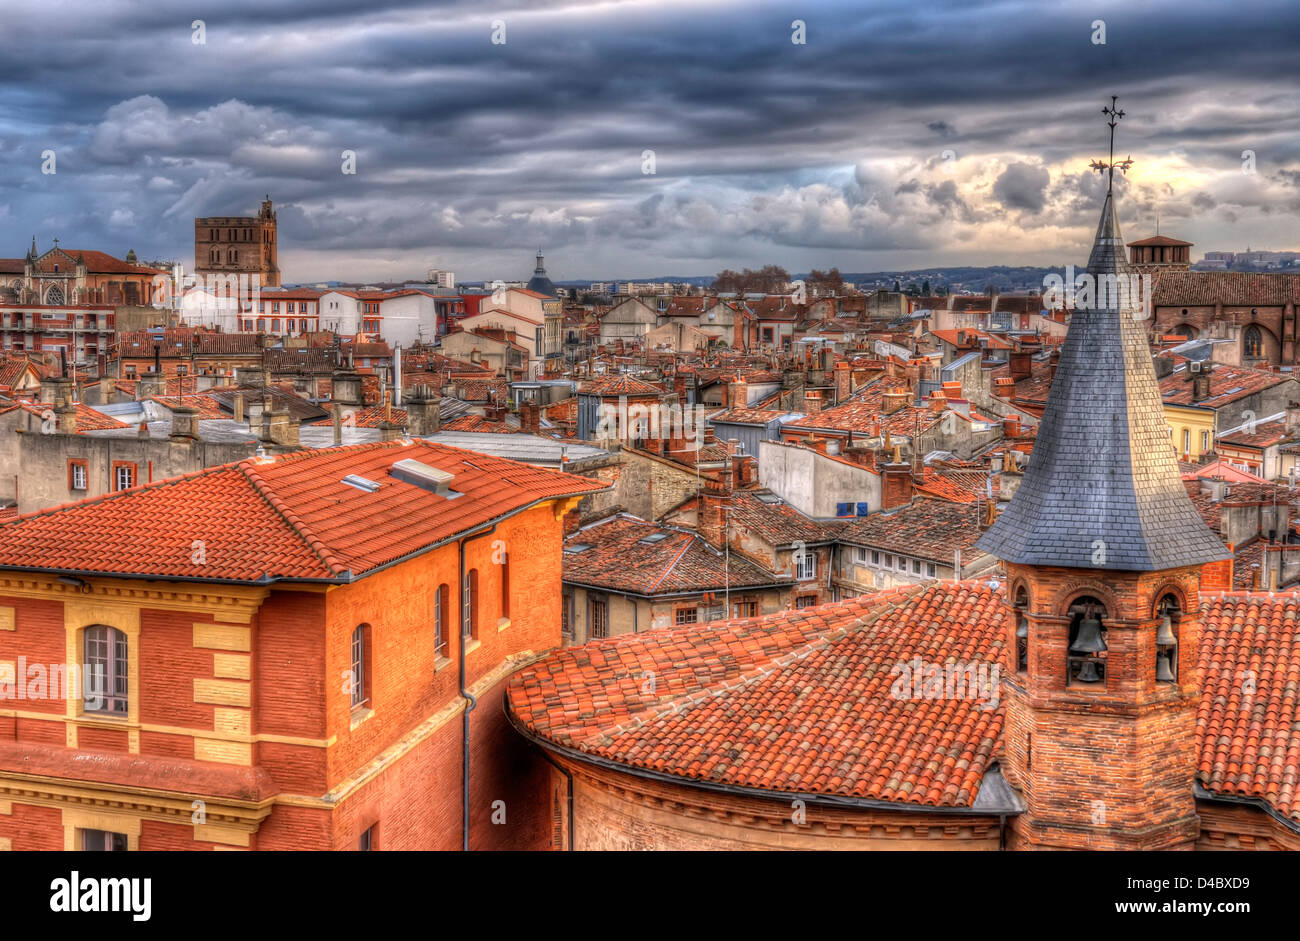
[0,0,1297,279]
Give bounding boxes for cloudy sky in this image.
[1,0,1298,283]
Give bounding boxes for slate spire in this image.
[976,168,1227,571]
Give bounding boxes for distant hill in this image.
[557,266,1069,293]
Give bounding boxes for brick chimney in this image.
[928,391,947,414]
[520,400,541,435]
[880,450,913,509]
[1192,372,1211,402]
[882,388,909,414]
[1047,348,1060,383]
[1008,349,1032,382]
[729,377,748,409]
[1003,414,1022,438]
[803,391,822,414]
[378,420,403,442]
[834,361,851,403]
[1287,401,1300,434]
[697,478,729,548]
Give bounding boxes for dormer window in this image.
[1066,598,1107,685]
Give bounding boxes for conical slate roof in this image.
[976,190,1228,571]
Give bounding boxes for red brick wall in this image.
[1003,562,1203,849]
[0,802,62,850]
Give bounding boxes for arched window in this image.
[1014,587,1029,673]
[1156,595,1179,683]
[463,569,479,640]
[1066,597,1107,686]
[1244,325,1263,358]
[350,623,370,709]
[45,284,64,305]
[434,584,450,658]
[83,625,128,714]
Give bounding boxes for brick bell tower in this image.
[976,100,1229,850]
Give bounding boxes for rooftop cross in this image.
[1088,96,1134,193]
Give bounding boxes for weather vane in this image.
[1089,96,1133,192]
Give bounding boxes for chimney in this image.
[521,400,541,435]
[1192,373,1211,402]
[1008,349,1032,382]
[928,391,947,414]
[406,384,442,436]
[54,402,77,435]
[40,375,73,407]
[834,361,851,403]
[980,497,997,530]
[1048,348,1060,383]
[378,420,403,442]
[233,393,245,424]
[261,408,299,448]
[880,455,913,509]
[1287,401,1300,434]
[332,403,343,445]
[882,388,909,414]
[697,478,729,548]
[169,404,199,440]
[1003,414,1022,438]
[803,391,822,414]
[332,370,363,405]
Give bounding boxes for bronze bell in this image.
[1075,658,1103,683]
[1156,650,1176,682]
[1070,615,1107,654]
[1015,614,1028,639]
[1156,614,1177,647]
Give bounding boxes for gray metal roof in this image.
[976,191,1229,571]
[422,430,607,466]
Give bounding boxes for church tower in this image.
[976,100,1228,850]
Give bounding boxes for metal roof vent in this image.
[342,474,381,493]
[390,458,456,496]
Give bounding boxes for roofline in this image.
[0,480,610,588]
[560,577,795,600]
[1193,783,1300,834]
[506,707,1021,816]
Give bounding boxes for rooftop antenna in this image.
[1089,96,1134,194]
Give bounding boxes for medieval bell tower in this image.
[976,100,1229,850]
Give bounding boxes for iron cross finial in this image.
[1090,96,1134,193]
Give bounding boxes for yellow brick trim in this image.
[194,824,250,847]
[0,800,11,815]
[212,653,251,680]
[61,807,141,851]
[0,837,10,851]
[193,678,250,708]
[194,738,252,766]
[0,708,332,748]
[193,623,250,652]
[212,708,251,736]
[0,574,267,622]
[0,607,13,631]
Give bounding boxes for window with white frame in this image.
[83,625,128,714]
[794,551,816,581]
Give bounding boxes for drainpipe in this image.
[458,522,499,852]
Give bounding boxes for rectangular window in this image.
[853,546,869,565]
[350,625,367,709]
[871,550,881,566]
[912,559,923,575]
[463,569,479,639]
[112,462,136,491]
[358,826,374,851]
[83,625,128,715]
[795,552,816,581]
[674,607,699,625]
[589,599,608,639]
[882,554,892,568]
[897,556,908,572]
[561,591,573,637]
[68,460,87,491]
[732,601,757,618]
[82,829,128,852]
[927,563,937,578]
[1183,429,1190,453]
[434,584,450,659]
[795,595,817,609]
[1201,430,1210,452]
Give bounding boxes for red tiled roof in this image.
[0,440,606,583]
[836,498,989,563]
[1152,271,1300,306]
[441,414,514,433]
[1159,365,1290,409]
[5,402,128,433]
[563,516,786,595]
[508,582,1005,807]
[308,405,408,428]
[1198,592,1300,821]
[579,375,665,397]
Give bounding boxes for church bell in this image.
[1075,659,1103,683]
[1069,614,1107,654]
[1156,613,1177,647]
[1156,650,1177,683]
